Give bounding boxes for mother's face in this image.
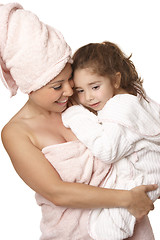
[29,63,74,113]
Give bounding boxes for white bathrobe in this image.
[62,94,160,240]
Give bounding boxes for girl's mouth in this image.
[89,102,100,108]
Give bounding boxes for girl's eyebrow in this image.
[75,81,101,89]
[88,81,101,85]
[74,86,81,90]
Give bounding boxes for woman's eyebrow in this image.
[48,74,72,85]
[48,80,64,85]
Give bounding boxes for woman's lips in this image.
[56,99,68,106]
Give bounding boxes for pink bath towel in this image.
[35,140,154,240]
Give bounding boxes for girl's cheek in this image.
[78,96,83,104]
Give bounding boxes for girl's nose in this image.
[85,91,94,101]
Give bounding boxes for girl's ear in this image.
[114,72,121,89]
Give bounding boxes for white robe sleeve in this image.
[62,105,132,164]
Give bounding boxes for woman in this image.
[0,3,156,239]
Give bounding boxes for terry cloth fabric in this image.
[62,94,160,240]
[36,140,155,240]
[0,3,72,96]
[36,140,110,240]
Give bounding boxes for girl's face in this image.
[73,68,116,111]
[29,63,74,113]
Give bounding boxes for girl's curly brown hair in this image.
[72,41,146,99]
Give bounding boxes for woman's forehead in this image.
[47,63,72,85]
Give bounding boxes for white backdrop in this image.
[0,0,160,239]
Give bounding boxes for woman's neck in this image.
[24,98,60,119]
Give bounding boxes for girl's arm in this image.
[1,122,156,220]
[62,105,132,163]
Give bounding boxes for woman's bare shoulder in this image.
[2,112,30,133]
[1,115,33,150]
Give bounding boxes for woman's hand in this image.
[127,184,157,220]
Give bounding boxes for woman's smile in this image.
[55,99,68,106]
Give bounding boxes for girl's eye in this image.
[76,89,84,93]
[52,85,62,90]
[93,85,100,90]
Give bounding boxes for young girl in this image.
[1,4,157,240]
[62,41,160,240]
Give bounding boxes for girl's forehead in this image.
[74,68,100,80]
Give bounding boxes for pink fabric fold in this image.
[0,3,22,96]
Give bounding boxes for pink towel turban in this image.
[0,3,72,96]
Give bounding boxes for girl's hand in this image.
[127,184,157,220]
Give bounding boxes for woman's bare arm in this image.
[1,122,156,220]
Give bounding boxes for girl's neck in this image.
[115,87,129,96]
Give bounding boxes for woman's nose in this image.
[69,79,74,89]
[63,82,73,97]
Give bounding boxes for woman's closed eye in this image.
[52,85,62,90]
